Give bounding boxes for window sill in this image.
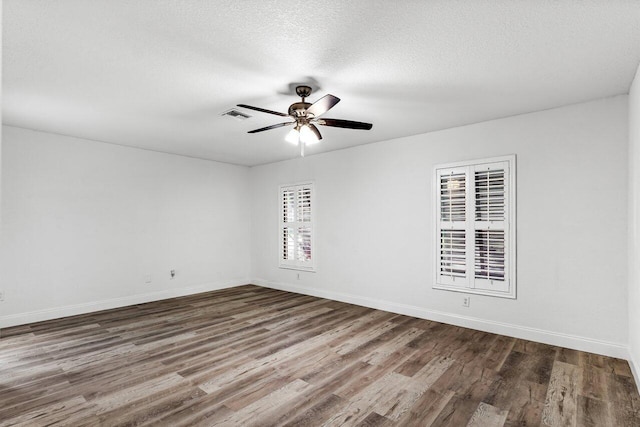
[433,284,516,299]
[279,265,316,273]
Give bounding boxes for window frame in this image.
[278,181,316,272]
[433,155,517,299]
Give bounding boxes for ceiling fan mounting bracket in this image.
[295,85,312,99]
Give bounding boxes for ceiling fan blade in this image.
[308,124,323,141]
[237,104,289,117]
[247,122,294,133]
[306,94,340,117]
[318,118,373,130]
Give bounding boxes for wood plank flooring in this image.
[1,285,639,426]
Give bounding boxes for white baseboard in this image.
[629,350,640,390]
[0,278,250,329]
[253,278,629,360]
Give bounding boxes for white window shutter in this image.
[434,156,515,298]
[472,162,509,292]
[297,186,312,223]
[281,188,296,261]
[280,183,315,270]
[282,188,296,223]
[282,227,295,261]
[296,226,312,262]
[436,167,469,287]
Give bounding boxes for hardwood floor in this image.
[1,285,639,426]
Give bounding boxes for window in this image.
[434,155,516,298]
[279,182,315,271]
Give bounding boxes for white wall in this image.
[0,6,3,283]
[250,96,629,357]
[629,64,640,379]
[0,126,251,328]
[0,96,631,359]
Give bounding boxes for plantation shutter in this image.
[434,156,515,298]
[280,183,314,269]
[436,167,469,287]
[473,162,509,292]
[281,188,295,261]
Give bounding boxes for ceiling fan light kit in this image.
[285,127,300,145]
[238,85,372,157]
[285,125,319,145]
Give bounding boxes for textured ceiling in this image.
[3,1,640,166]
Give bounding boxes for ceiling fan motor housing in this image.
[288,102,312,117]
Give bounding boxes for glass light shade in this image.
[299,125,319,145]
[285,128,300,145]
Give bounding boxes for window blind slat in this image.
[296,226,312,262]
[282,227,295,261]
[440,229,466,279]
[440,173,466,222]
[475,169,505,221]
[474,230,505,281]
[282,189,296,223]
[296,187,312,223]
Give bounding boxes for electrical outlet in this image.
[144,274,152,284]
[170,270,176,279]
[0,291,4,302]
[463,296,470,307]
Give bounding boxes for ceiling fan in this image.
[237,85,372,156]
